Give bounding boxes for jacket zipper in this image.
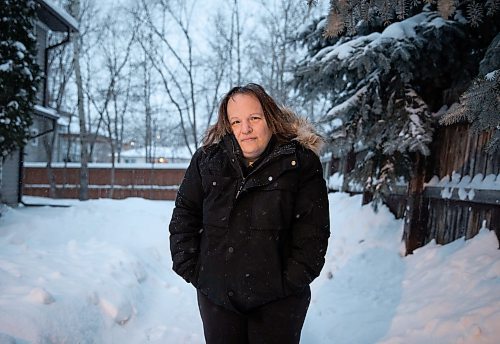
[235,178,245,199]
[233,151,297,200]
[230,139,294,200]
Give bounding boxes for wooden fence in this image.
[326,123,499,253]
[22,163,187,201]
[417,124,499,249]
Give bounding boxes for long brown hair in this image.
[203,83,297,146]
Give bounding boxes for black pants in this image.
[197,288,311,344]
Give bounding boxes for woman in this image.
[169,83,330,343]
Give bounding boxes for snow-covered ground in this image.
[0,193,498,343]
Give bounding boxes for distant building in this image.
[54,111,111,163]
[117,146,192,164]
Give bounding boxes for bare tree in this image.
[110,73,131,165]
[223,0,242,86]
[67,0,108,200]
[131,0,224,153]
[201,9,236,128]
[139,33,155,163]
[233,0,242,86]
[249,0,309,105]
[66,0,91,200]
[90,13,136,197]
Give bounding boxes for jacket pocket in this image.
[239,235,287,305]
[250,181,295,231]
[201,175,235,228]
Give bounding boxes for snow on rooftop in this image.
[34,104,60,120]
[120,146,193,159]
[37,0,79,32]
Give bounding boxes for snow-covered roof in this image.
[56,114,81,134]
[36,0,79,33]
[120,146,193,159]
[56,115,69,126]
[34,104,60,121]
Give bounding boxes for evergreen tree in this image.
[318,0,500,38]
[0,0,41,157]
[294,1,499,206]
[440,33,500,153]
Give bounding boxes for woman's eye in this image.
[250,116,261,121]
[231,120,240,126]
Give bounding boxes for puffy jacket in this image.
[169,127,330,312]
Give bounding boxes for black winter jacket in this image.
[169,134,330,312]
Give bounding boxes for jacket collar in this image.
[221,134,296,177]
[222,134,295,161]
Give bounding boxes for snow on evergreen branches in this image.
[382,87,433,156]
[0,0,41,157]
[296,1,498,205]
[439,32,500,153]
[292,7,474,204]
[297,10,452,155]
[439,69,500,153]
[316,0,498,37]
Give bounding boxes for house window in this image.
[30,128,39,147]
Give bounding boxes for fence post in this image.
[362,190,373,205]
[492,209,500,249]
[403,153,429,254]
[341,148,356,192]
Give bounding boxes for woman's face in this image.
[227,93,273,162]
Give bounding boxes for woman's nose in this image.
[241,120,252,134]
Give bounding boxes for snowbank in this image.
[0,194,498,343]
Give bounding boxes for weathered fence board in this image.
[424,199,491,245]
[422,124,499,249]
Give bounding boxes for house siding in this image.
[1,151,22,206]
[24,115,58,162]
